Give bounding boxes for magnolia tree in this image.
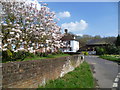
[1,0,62,54]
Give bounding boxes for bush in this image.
[2,50,35,62]
[35,52,42,57]
[105,45,118,54]
[35,52,48,57]
[42,53,48,57]
[12,50,28,60]
[82,51,89,55]
[52,52,57,55]
[57,50,64,54]
[96,47,106,55]
[2,49,13,62]
[26,52,35,58]
[96,45,120,55]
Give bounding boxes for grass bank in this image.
[100,55,120,62]
[38,61,94,88]
[2,54,70,63]
[23,54,70,61]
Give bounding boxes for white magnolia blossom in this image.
[3,48,7,51]
[7,39,12,42]
[20,40,23,42]
[3,44,7,47]
[1,0,63,53]
[10,32,15,35]
[3,23,7,26]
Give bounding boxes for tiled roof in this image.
[60,33,75,41]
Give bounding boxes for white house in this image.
[60,29,79,53]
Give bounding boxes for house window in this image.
[68,41,70,44]
[70,47,72,51]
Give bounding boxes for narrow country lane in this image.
[85,55,119,88]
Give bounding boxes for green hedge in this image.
[96,45,120,55]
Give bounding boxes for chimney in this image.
[65,29,68,34]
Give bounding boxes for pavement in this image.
[84,55,119,89]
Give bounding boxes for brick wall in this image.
[2,55,84,88]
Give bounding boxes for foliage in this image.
[100,55,120,62]
[82,51,89,55]
[96,47,106,55]
[57,50,64,54]
[1,0,62,55]
[35,52,48,57]
[115,35,120,46]
[38,61,94,88]
[76,35,116,48]
[105,45,120,54]
[1,0,65,62]
[2,50,13,61]
[2,53,70,63]
[96,45,120,55]
[51,52,57,55]
[2,50,35,62]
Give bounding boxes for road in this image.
[85,55,119,88]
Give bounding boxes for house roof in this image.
[60,33,75,41]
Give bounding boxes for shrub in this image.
[95,45,120,55]
[82,51,89,55]
[105,45,118,54]
[2,50,13,62]
[42,53,48,57]
[96,47,106,55]
[26,52,35,58]
[12,50,28,60]
[57,50,64,54]
[2,50,35,62]
[35,52,42,57]
[52,52,57,55]
[35,52,48,57]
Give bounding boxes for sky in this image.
[43,2,118,37]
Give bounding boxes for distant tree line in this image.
[76,35,116,48]
[76,34,120,55]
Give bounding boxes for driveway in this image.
[85,55,119,88]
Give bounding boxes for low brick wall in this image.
[2,55,84,88]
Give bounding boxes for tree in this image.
[1,0,62,54]
[115,35,120,46]
[94,35,101,39]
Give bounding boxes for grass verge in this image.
[2,54,70,63]
[99,55,120,62]
[38,61,95,88]
[23,54,70,61]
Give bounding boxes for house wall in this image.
[62,40,79,52]
[2,55,84,88]
[70,40,79,52]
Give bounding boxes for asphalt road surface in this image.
[85,55,119,88]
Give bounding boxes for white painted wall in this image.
[63,40,79,52]
[70,40,79,52]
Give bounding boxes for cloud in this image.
[57,11,71,18]
[76,33,83,36]
[61,20,88,32]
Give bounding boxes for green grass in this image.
[2,54,70,63]
[23,54,70,61]
[38,61,94,88]
[100,55,120,62]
